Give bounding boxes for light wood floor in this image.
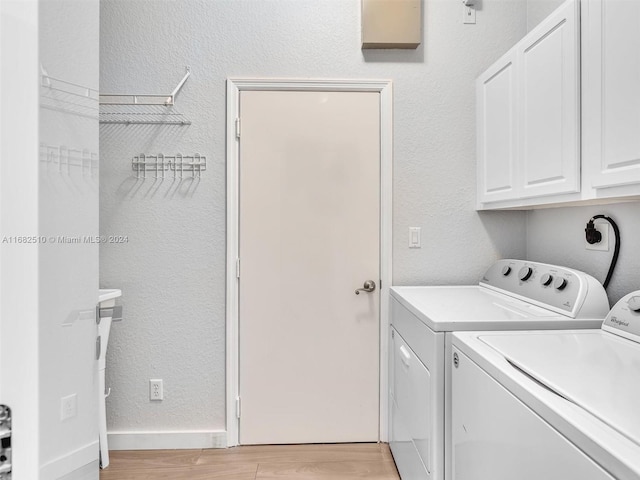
[100,443,400,480]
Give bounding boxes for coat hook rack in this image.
[132,153,206,179]
[100,66,191,106]
[40,143,98,177]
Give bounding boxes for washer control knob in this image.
[502,266,512,276]
[540,273,553,286]
[518,266,533,282]
[628,296,640,312]
[554,277,568,290]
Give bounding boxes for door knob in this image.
[355,280,376,295]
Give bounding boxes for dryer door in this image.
[390,328,431,479]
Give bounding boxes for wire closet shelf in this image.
[99,66,192,125]
[40,66,99,119]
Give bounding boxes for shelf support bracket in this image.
[99,66,191,106]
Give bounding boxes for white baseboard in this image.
[58,461,100,480]
[107,430,227,450]
[40,442,99,479]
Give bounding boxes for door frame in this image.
[225,78,393,447]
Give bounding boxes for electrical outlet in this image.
[586,223,609,251]
[149,379,163,401]
[60,394,77,421]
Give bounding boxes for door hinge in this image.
[235,118,241,139]
[0,405,12,479]
[236,258,240,279]
[235,397,241,419]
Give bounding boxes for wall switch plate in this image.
[149,379,163,401]
[586,223,609,251]
[463,5,476,24]
[60,394,77,421]
[409,227,421,248]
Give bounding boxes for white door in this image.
[1,3,41,478]
[238,90,381,445]
[517,0,580,199]
[583,0,640,190]
[1,1,100,478]
[476,50,519,204]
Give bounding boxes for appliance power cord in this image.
[585,215,620,290]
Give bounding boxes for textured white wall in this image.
[100,0,528,434]
[526,0,564,31]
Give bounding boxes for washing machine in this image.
[388,259,610,480]
[450,291,640,480]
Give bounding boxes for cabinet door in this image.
[583,0,640,190]
[476,50,519,203]
[517,0,580,198]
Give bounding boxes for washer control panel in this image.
[480,259,601,317]
[602,291,640,343]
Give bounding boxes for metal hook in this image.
[158,153,164,179]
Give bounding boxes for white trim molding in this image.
[39,441,99,479]
[107,430,227,450]
[226,78,393,447]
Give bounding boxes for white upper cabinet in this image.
[477,51,518,203]
[477,0,580,208]
[583,0,640,192]
[518,1,580,198]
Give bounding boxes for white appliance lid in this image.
[481,331,640,447]
[392,286,556,320]
[390,286,602,332]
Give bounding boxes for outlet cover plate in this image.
[409,227,421,248]
[586,223,609,251]
[61,394,77,421]
[150,379,164,401]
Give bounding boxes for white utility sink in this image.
[98,288,122,304]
